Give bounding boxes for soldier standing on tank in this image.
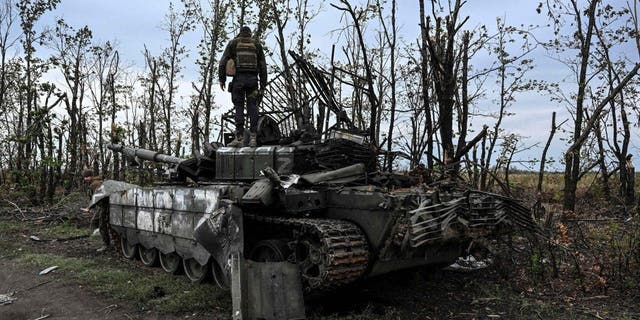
[83,169,111,252]
[218,26,268,148]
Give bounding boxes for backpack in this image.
[234,37,258,73]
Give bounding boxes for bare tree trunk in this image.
[56,126,63,188]
[137,120,146,184]
[46,121,55,202]
[332,0,381,145]
[201,0,228,141]
[110,73,120,179]
[418,0,433,173]
[625,157,635,205]
[538,112,557,195]
[238,0,247,27]
[148,56,158,150]
[161,4,193,154]
[191,109,200,155]
[563,0,598,212]
[504,143,516,194]
[423,0,468,177]
[596,19,634,207]
[592,116,611,199]
[564,63,640,209]
[378,0,397,171]
[455,32,470,164]
[273,3,298,114]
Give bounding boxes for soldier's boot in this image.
[249,132,257,147]
[228,134,244,147]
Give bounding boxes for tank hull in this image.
[102,180,523,292]
[108,186,226,266]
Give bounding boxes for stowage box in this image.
[216,147,293,180]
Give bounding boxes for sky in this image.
[27,0,640,171]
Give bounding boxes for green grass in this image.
[17,253,230,314]
[0,219,24,233]
[0,220,28,258]
[0,218,231,315]
[40,221,90,238]
[0,217,89,239]
[0,219,89,239]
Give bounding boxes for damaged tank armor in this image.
[90,51,538,319]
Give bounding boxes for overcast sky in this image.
[30,0,640,171]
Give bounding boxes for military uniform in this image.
[218,26,267,147]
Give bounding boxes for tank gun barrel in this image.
[107,144,185,165]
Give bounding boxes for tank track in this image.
[246,214,370,292]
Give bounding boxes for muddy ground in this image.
[0,213,638,320]
[0,259,159,320]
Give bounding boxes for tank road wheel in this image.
[159,252,182,275]
[183,258,209,283]
[120,238,138,260]
[139,246,159,267]
[211,260,230,290]
[249,239,291,262]
[295,238,324,287]
[244,215,370,292]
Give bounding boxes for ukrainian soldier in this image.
[219,26,268,147]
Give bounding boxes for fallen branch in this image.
[14,279,56,295]
[566,218,622,223]
[578,295,609,301]
[55,234,90,242]
[454,125,488,162]
[1,199,25,219]
[30,234,90,242]
[471,297,501,304]
[98,304,120,314]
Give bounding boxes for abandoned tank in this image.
[89,51,536,318]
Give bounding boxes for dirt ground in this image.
[1,213,639,320]
[0,259,168,320]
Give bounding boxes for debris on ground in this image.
[445,255,492,272]
[28,235,90,243]
[38,266,59,275]
[98,304,120,315]
[0,293,16,306]
[12,280,56,296]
